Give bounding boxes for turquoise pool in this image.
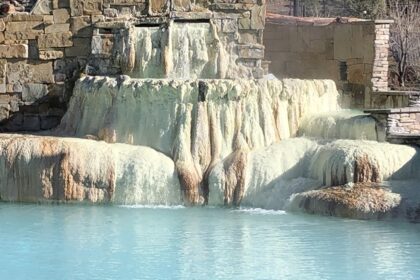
[1,204,419,280]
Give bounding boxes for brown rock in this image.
[39,50,64,60]
[45,24,70,34]
[7,61,54,87]
[149,0,168,15]
[53,9,70,24]
[38,31,73,49]
[172,0,191,12]
[70,0,103,16]
[70,16,92,37]
[289,183,402,220]
[250,5,265,30]
[0,44,28,58]
[5,21,44,40]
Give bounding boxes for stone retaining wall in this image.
[265,16,392,109]
[0,0,266,131]
[367,107,420,138]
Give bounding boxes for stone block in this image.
[7,61,54,88]
[39,50,64,60]
[70,16,92,37]
[45,24,70,34]
[31,0,53,15]
[70,0,103,16]
[43,15,54,25]
[22,83,49,104]
[104,8,119,17]
[149,0,168,15]
[250,5,265,30]
[4,14,44,21]
[222,19,237,33]
[239,31,261,45]
[238,45,264,59]
[38,32,73,49]
[0,44,28,59]
[53,9,71,24]
[238,18,251,30]
[5,21,44,40]
[172,0,191,12]
[31,62,55,84]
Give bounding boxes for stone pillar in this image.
[371,20,393,92]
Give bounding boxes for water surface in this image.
[1,204,419,280]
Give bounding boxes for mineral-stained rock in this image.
[0,134,181,205]
[288,183,402,220]
[57,77,339,204]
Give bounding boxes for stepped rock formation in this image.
[57,76,339,204]
[0,74,419,221]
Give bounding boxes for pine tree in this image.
[344,0,387,18]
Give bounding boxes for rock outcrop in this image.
[0,134,181,205]
[288,183,402,220]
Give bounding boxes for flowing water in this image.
[1,203,419,280]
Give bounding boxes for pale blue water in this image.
[1,204,419,280]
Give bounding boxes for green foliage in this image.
[344,0,387,19]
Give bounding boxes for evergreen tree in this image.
[344,0,387,19]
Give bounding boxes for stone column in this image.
[371,20,393,92]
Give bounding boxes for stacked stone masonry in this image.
[0,0,267,131]
[264,16,393,109]
[367,107,420,139]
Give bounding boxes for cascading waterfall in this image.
[0,21,419,220]
[126,22,239,79]
[298,110,386,141]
